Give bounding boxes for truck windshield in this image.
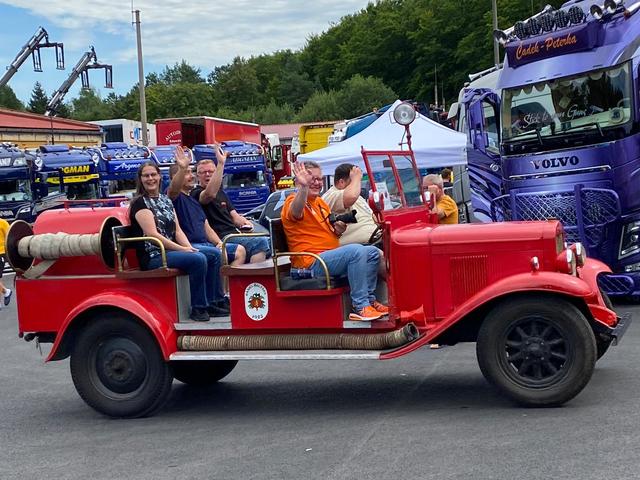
[223,171,266,189]
[65,183,98,200]
[366,153,426,209]
[0,179,32,202]
[501,62,632,142]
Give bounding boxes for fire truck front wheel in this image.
[476,296,597,407]
[70,313,173,418]
[171,360,238,386]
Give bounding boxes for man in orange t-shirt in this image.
[282,161,387,321]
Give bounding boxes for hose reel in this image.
[6,217,122,278]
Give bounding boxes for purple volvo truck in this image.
[462,0,640,297]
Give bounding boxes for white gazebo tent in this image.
[298,100,467,172]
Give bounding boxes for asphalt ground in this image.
[0,283,638,480]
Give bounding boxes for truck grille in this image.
[490,187,620,247]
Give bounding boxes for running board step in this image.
[170,350,383,361]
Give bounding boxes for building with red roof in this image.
[0,108,102,148]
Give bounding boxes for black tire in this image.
[70,313,173,418]
[476,297,596,407]
[171,360,237,386]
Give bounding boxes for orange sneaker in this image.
[371,301,389,314]
[349,305,384,321]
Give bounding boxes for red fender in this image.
[384,268,607,360]
[46,290,178,362]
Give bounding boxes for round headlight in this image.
[540,12,556,32]
[92,153,99,165]
[567,248,577,275]
[568,5,586,23]
[555,9,570,28]
[34,156,43,169]
[393,102,417,126]
[572,242,587,267]
[527,17,542,36]
[514,21,529,39]
[590,4,604,20]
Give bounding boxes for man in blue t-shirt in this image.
[168,148,247,315]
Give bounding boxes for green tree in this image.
[27,82,49,114]
[209,57,260,111]
[336,75,396,118]
[250,101,296,124]
[69,88,110,121]
[161,60,205,84]
[0,85,24,110]
[55,103,72,118]
[295,90,341,122]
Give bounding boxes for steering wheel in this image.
[617,97,631,109]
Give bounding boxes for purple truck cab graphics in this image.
[462,1,640,297]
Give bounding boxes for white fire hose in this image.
[17,233,101,279]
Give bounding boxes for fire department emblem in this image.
[244,282,269,321]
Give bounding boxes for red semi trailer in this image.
[155,116,260,147]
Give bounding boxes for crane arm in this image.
[0,27,64,88]
[45,47,112,117]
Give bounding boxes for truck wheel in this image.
[172,360,238,386]
[476,297,596,407]
[70,314,173,418]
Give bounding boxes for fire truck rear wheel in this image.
[70,313,173,418]
[476,296,596,407]
[171,360,238,386]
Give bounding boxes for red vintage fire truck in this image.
[7,104,630,418]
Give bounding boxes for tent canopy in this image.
[298,100,468,173]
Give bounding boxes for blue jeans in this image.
[226,236,271,261]
[310,244,379,310]
[192,242,225,302]
[147,250,208,309]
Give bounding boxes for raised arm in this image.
[167,146,191,200]
[288,162,312,220]
[199,144,228,204]
[342,166,363,209]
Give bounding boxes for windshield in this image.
[0,179,32,202]
[223,171,267,189]
[501,62,632,142]
[365,153,427,210]
[65,183,99,200]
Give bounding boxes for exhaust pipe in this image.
[178,323,420,351]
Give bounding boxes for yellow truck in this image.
[298,121,339,154]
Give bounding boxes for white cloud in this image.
[0,0,372,71]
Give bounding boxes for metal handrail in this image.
[115,236,167,271]
[273,252,331,291]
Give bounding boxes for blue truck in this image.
[151,145,194,193]
[460,1,640,296]
[0,143,38,222]
[34,145,100,201]
[0,144,103,224]
[88,142,155,198]
[192,141,274,214]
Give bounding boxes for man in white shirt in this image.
[322,163,378,246]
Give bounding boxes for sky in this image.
[0,0,372,105]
